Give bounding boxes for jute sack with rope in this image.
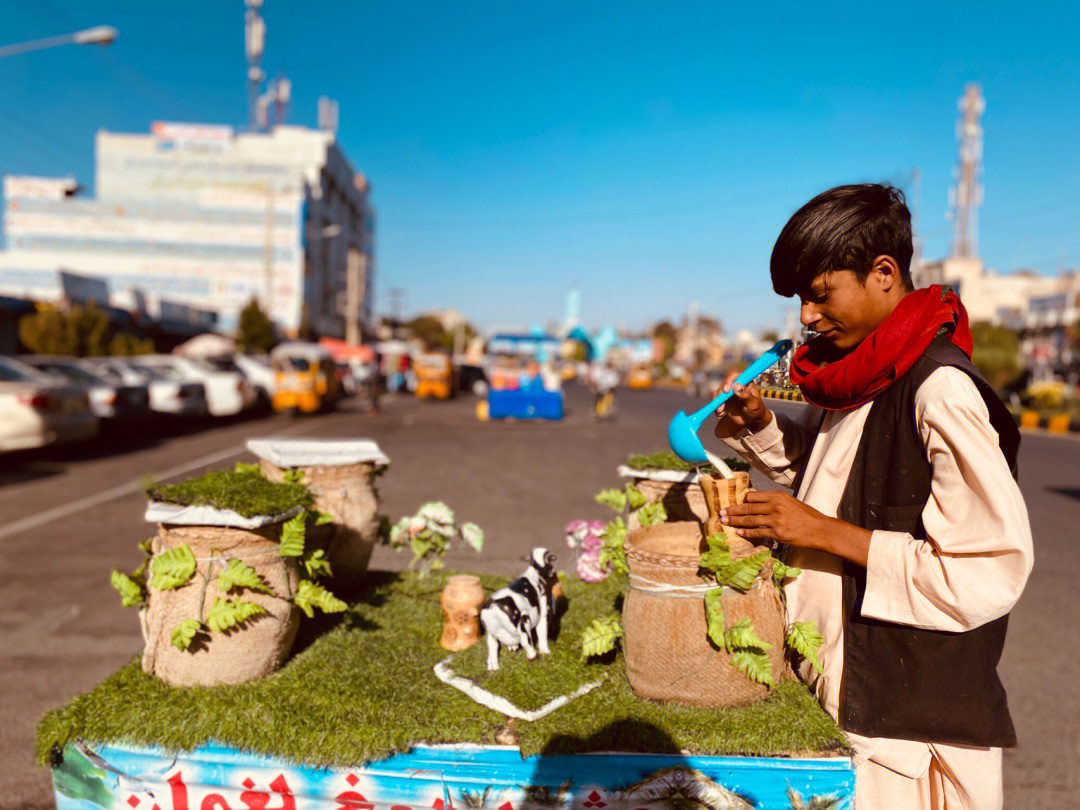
[623,519,786,707]
[628,477,709,530]
[259,460,380,595]
[141,523,300,687]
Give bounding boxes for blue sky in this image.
[2,0,1078,335]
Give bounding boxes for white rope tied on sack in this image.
[628,574,736,598]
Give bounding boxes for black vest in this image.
[799,334,1020,747]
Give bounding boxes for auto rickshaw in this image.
[270,342,341,413]
[414,352,454,399]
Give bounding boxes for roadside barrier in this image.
[1016,410,1079,434]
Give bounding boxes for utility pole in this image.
[950,83,984,259]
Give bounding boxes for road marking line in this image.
[0,419,319,540]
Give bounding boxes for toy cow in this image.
[480,547,559,671]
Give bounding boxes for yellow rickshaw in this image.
[270,342,341,413]
[414,352,454,399]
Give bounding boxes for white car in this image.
[0,356,99,452]
[134,355,256,417]
[21,355,152,424]
[88,358,209,417]
[229,354,275,408]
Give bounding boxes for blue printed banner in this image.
[53,741,854,810]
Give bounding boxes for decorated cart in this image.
[40,442,854,810]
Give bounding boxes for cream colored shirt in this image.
[718,366,1033,776]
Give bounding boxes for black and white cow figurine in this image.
[479,547,559,671]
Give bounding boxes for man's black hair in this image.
[770,183,914,298]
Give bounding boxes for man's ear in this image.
[870,255,901,292]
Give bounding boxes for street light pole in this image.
[0,26,118,58]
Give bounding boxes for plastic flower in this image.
[565,519,589,549]
[577,549,609,583]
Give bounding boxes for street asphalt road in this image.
[1,384,1077,809]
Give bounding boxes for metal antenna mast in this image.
[244,0,266,131]
[950,83,984,258]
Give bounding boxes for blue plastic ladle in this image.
[667,339,794,464]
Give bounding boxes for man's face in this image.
[798,269,884,351]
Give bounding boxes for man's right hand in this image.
[713,371,773,439]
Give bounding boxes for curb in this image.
[1014,410,1079,434]
[759,387,806,403]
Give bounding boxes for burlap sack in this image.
[628,477,709,529]
[141,523,300,687]
[259,460,380,595]
[623,521,786,707]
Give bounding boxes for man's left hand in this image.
[720,490,871,566]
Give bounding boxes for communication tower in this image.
[950,83,984,259]
[244,0,266,131]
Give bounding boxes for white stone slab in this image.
[616,464,701,484]
[245,438,390,468]
[145,501,303,528]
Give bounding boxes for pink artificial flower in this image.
[564,519,589,549]
[577,549,609,583]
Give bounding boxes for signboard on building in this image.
[151,121,234,149]
[60,271,109,306]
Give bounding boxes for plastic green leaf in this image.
[724,617,774,652]
[460,521,484,552]
[772,558,802,586]
[150,543,196,590]
[314,511,335,526]
[717,550,771,591]
[302,548,333,579]
[279,512,306,557]
[206,597,266,633]
[293,580,347,618]
[234,462,261,476]
[637,501,667,527]
[598,517,628,575]
[171,619,203,651]
[581,615,623,659]
[699,532,732,574]
[110,570,145,607]
[787,621,825,675]
[704,587,727,649]
[216,559,271,594]
[282,468,305,484]
[731,649,775,687]
[137,537,154,556]
[624,484,647,511]
[595,488,627,512]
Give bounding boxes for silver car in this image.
[21,355,152,425]
[0,356,99,452]
[88,358,209,418]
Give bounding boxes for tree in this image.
[970,321,1024,392]
[652,321,676,363]
[407,315,448,351]
[236,298,279,354]
[108,332,155,355]
[18,302,111,356]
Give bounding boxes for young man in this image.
[714,184,1032,810]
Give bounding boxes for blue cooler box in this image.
[488,388,564,419]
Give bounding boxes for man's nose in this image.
[800,301,820,326]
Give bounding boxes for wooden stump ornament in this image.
[440,574,485,651]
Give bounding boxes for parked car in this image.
[133,355,256,417]
[21,355,152,426]
[87,357,209,418]
[0,356,98,452]
[232,354,275,408]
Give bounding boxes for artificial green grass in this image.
[37,571,848,770]
[626,451,751,475]
[144,468,313,518]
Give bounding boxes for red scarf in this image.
[789,285,972,411]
